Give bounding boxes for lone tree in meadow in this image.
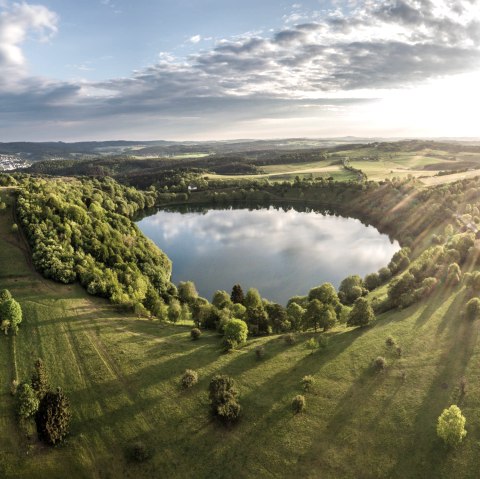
[0,298,22,334]
[437,405,467,447]
[35,388,72,445]
[347,297,375,328]
[223,319,248,351]
[31,358,49,400]
[230,284,245,304]
[209,375,241,425]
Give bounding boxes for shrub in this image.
[396,346,403,357]
[190,328,202,340]
[16,383,40,419]
[318,335,330,350]
[223,319,248,351]
[386,336,396,347]
[374,356,387,372]
[126,442,153,463]
[284,333,296,345]
[460,376,468,396]
[305,337,318,350]
[35,388,72,445]
[31,359,49,400]
[465,297,480,320]
[209,375,241,424]
[181,369,199,389]
[292,395,306,414]
[255,345,265,360]
[302,375,315,392]
[347,297,375,327]
[0,288,12,303]
[364,273,380,291]
[437,405,467,447]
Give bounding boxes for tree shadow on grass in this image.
[387,305,479,479]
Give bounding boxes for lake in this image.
[137,205,400,304]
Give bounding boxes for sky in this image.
[0,0,480,141]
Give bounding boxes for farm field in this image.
[1,187,480,478]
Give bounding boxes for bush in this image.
[255,345,265,360]
[35,388,72,445]
[318,335,329,350]
[181,369,199,389]
[465,297,480,320]
[437,405,467,447]
[223,319,248,351]
[16,383,40,419]
[284,333,296,345]
[292,395,306,414]
[374,356,387,372]
[209,375,241,424]
[347,297,375,327]
[305,337,318,350]
[302,375,315,392]
[385,336,396,347]
[126,442,153,463]
[190,328,202,340]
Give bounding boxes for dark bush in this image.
[190,328,202,340]
[209,375,241,425]
[255,345,265,360]
[35,388,72,445]
[292,395,306,414]
[284,333,296,345]
[126,441,153,463]
[374,356,387,372]
[181,369,199,389]
[465,297,480,320]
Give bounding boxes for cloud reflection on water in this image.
[138,207,400,304]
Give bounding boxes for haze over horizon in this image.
[1,0,479,142]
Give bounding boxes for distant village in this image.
[0,155,30,171]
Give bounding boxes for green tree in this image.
[31,358,49,400]
[364,273,380,291]
[304,299,323,332]
[16,382,40,419]
[308,283,339,305]
[168,298,182,323]
[339,275,364,305]
[265,303,289,333]
[208,375,241,424]
[287,302,305,331]
[223,319,248,350]
[0,288,12,303]
[347,297,375,327]
[177,281,198,304]
[437,405,467,447]
[212,290,232,310]
[35,388,72,445]
[230,284,245,304]
[244,288,262,310]
[0,298,22,334]
[318,303,336,331]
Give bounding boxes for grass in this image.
[1,187,480,477]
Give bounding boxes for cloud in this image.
[1,0,480,139]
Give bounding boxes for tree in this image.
[177,281,198,304]
[308,283,339,305]
[244,288,262,310]
[212,290,232,310]
[287,302,305,332]
[168,298,182,323]
[208,375,241,424]
[437,405,467,447]
[223,319,248,350]
[246,306,269,335]
[339,275,364,305]
[466,297,480,320]
[265,303,289,333]
[347,297,375,327]
[364,273,380,291]
[0,298,22,333]
[0,288,12,303]
[230,284,245,304]
[31,358,49,400]
[304,299,323,332]
[318,303,336,331]
[35,388,72,445]
[16,382,40,419]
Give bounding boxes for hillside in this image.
[1,180,480,478]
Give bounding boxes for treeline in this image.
[15,176,174,312]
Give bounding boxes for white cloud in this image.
[189,34,201,44]
[0,1,57,86]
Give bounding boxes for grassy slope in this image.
[1,188,480,478]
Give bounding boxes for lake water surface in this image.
[137,206,400,304]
